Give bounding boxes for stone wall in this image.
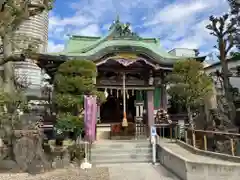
[157,144,240,180]
[157,144,187,180]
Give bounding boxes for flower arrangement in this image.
[111,122,135,137]
[111,124,121,134]
[155,108,172,124]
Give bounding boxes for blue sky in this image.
[48,0,229,63]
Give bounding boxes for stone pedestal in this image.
[96,124,111,140]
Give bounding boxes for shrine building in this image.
[33,18,206,139]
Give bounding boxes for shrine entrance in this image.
[94,53,158,140]
[96,87,148,140]
[99,89,138,124]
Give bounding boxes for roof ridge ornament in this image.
[109,16,141,40]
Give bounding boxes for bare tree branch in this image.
[207,13,237,121]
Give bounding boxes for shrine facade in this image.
[35,18,206,139]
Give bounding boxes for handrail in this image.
[155,123,240,157]
[190,129,240,137]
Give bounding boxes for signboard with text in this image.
[151,126,157,136]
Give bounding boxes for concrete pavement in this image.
[97,163,180,180]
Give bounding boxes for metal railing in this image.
[155,123,240,157]
[135,123,148,139]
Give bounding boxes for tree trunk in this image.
[219,39,236,122]
[2,34,14,93]
[187,106,194,128]
[0,65,3,87]
[0,36,3,87]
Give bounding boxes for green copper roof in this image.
[47,18,206,64]
[66,39,178,58]
[65,36,100,53]
[65,36,160,54]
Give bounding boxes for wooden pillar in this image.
[154,87,161,110]
[97,104,100,122]
[161,85,167,110]
[147,90,154,129]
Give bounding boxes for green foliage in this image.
[94,90,107,104]
[54,60,96,110]
[53,60,105,135]
[53,93,82,112]
[55,113,84,136]
[167,60,213,108]
[0,88,28,140]
[54,60,105,110]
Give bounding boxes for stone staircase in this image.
[90,140,152,164]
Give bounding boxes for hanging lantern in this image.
[148,75,154,85]
[148,70,154,85]
[126,90,129,99]
[104,88,108,98]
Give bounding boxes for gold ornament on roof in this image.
[112,53,138,60]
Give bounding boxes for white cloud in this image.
[49,13,93,30]
[141,0,228,54]
[146,1,208,25]
[47,41,64,53]
[74,24,101,36]
[48,0,230,56]
[172,19,216,49]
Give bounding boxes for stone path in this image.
[0,163,179,180]
[97,163,180,180]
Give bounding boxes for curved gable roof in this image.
[47,18,206,64]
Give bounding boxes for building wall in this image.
[14,61,42,87]
[13,2,48,53]
[204,59,240,92]
[0,0,49,92]
[14,61,44,97]
[168,48,197,57]
[12,0,49,97]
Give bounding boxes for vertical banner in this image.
[147,90,154,128]
[84,96,97,142]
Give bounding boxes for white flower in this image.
[56,129,62,134]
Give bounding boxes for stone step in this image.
[91,154,152,164]
[91,147,152,154]
[91,140,152,165]
[92,141,150,150]
[91,153,151,160]
[93,140,149,144]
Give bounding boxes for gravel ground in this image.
[0,167,109,180]
[0,163,179,180]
